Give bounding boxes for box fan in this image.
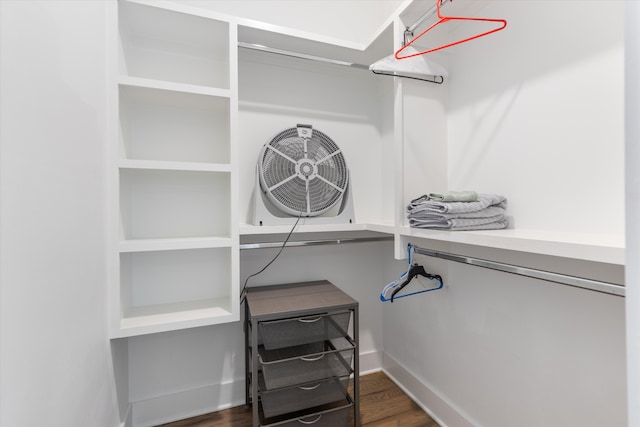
[252,124,355,226]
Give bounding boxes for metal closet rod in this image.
[238,39,445,84]
[407,0,452,33]
[239,236,393,250]
[238,42,369,70]
[410,244,625,297]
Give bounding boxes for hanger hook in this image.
[403,28,414,46]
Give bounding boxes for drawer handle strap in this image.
[298,316,322,323]
[300,353,325,362]
[298,383,321,391]
[298,415,322,425]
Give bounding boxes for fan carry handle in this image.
[297,123,313,138]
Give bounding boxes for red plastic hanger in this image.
[395,0,507,60]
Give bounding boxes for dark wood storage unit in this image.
[245,280,359,426]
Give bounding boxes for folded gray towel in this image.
[410,190,478,204]
[407,193,507,214]
[407,193,508,231]
[409,217,508,231]
[408,205,505,221]
[428,190,478,202]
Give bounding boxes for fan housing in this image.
[252,124,354,226]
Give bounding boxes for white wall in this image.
[0,2,120,426]
[446,0,624,233]
[386,1,627,426]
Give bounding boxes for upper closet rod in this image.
[410,244,625,297]
[238,42,369,70]
[404,0,452,42]
[238,42,444,84]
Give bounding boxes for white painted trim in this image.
[131,379,245,427]
[382,352,479,427]
[106,0,121,340]
[359,350,383,376]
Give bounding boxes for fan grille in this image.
[259,127,349,216]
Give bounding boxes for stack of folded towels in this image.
[407,190,508,231]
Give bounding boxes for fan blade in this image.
[316,175,346,193]
[305,179,311,215]
[315,149,342,165]
[266,145,298,164]
[267,174,298,192]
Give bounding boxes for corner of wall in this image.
[382,352,478,427]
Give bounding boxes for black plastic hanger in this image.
[390,264,443,302]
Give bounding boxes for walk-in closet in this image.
[1,1,638,427]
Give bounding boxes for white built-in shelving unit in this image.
[109,0,625,340]
[110,0,238,338]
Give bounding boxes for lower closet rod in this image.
[239,236,393,250]
[411,245,625,297]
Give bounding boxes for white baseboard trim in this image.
[129,350,383,427]
[131,379,245,427]
[119,403,132,427]
[359,349,383,375]
[382,352,479,427]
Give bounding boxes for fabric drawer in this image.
[259,311,351,350]
[260,375,349,418]
[258,337,354,390]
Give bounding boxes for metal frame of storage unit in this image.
[245,280,359,427]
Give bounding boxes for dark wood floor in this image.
[158,372,439,427]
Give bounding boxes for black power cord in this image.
[240,211,303,304]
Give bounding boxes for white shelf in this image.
[239,222,368,235]
[119,0,230,89]
[116,247,234,338]
[115,298,236,338]
[119,236,232,253]
[120,168,231,240]
[119,159,231,173]
[399,226,625,265]
[118,75,231,98]
[240,222,624,265]
[365,222,397,234]
[118,83,230,164]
